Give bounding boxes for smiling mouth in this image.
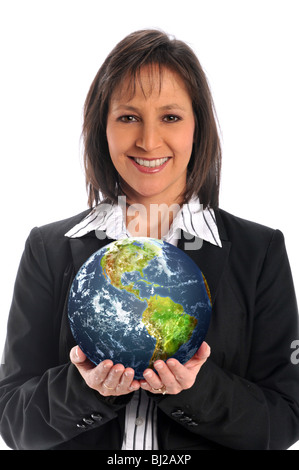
[131,157,170,168]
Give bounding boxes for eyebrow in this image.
[160,104,187,112]
[112,103,187,113]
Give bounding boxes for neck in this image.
[118,180,185,238]
[126,202,180,238]
[122,196,182,239]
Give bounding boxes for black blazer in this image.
[0,208,299,450]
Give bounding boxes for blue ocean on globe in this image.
[68,237,212,379]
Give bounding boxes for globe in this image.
[68,237,212,379]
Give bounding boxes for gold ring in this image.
[103,383,115,390]
[152,385,167,395]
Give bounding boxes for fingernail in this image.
[103,360,113,369]
[129,385,138,390]
[200,343,211,358]
[154,362,163,370]
[143,370,152,378]
[167,359,176,367]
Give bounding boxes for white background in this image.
[0,0,298,450]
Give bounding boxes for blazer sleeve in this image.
[158,229,299,449]
[0,228,129,450]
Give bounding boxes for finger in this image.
[119,368,134,386]
[165,358,196,389]
[80,360,115,392]
[70,346,94,374]
[118,368,136,388]
[118,368,140,392]
[141,362,179,394]
[184,342,211,370]
[70,345,86,363]
[153,360,182,393]
[141,368,164,392]
[194,341,211,360]
[102,364,125,390]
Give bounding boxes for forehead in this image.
[110,65,191,104]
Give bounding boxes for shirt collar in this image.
[64,196,222,248]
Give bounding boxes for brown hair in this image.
[83,29,221,209]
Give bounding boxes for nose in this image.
[135,122,163,152]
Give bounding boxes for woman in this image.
[0,29,299,450]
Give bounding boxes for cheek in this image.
[174,127,195,159]
[106,124,117,155]
[172,117,195,150]
[106,131,123,167]
[106,125,132,160]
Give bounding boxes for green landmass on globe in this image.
[100,238,198,368]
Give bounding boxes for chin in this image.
[133,186,168,200]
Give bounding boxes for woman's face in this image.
[106,65,195,206]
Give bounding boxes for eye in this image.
[118,115,138,123]
[163,114,181,123]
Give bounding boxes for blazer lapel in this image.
[178,210,231,305]
[69,233,114,273]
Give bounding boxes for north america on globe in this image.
[68,237,212,379]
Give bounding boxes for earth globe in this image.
[68,237,212,379]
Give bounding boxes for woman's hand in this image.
[70,341,210,397]
[70,346,140,396]
[140,342,211,395]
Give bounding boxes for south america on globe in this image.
[68,237,212,379]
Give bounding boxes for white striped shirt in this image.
[65,196,222,449]
[65,196,222,248]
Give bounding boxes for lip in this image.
[129,156,171,174]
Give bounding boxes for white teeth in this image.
[133,157,169,167]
